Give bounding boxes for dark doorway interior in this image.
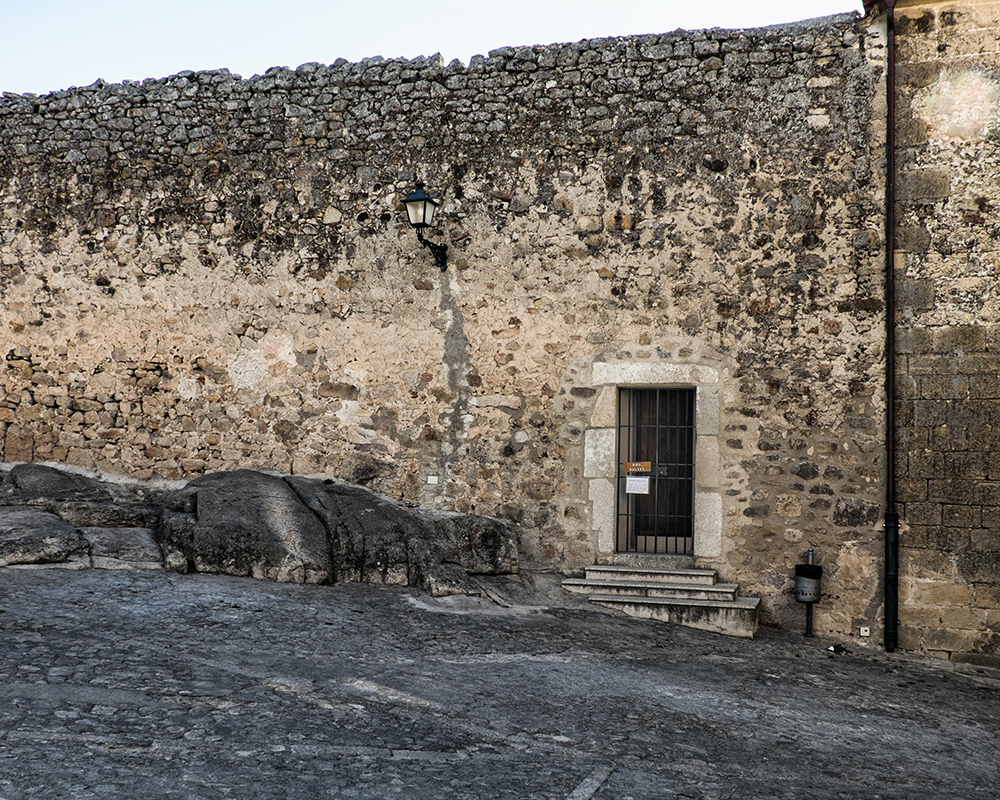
[616,387,695,555]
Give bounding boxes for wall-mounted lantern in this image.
[402,181,448,271]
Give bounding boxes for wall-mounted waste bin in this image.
[795,564,822,603]
[794,548,822,636]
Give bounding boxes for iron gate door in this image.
[616,387,695,555]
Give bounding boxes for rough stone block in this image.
[912,399,947,427]
[896,373,918,400]
[0,507,85,567]
[906,501,942,526]
[908,580,973,608]
[583,428,616,479]
[943,504,980,528]
[589,478,615,556]
[907,354,951,376]
[589,387,617,428]
[926,525,972,551]
[896,116,929,148]
[833,496,881,528]
[900,547,958,581]
[898,625,974,655]
[896,478,927,508]
[902,524,929,548]
[928,479,1000,506]
[932,325,986,354]
[918,373,967,400]
[896,326,932,355]
[973,584,1000,608]
[968,372,1000,398]
[981,506,1000,529]
[957,548,1000,583]
[897,168,951,200]
[970,528,1000,553]
[907,604,986,632]
[898,277,934,307]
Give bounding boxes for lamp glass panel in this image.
[423,198,437,226]
[405,200,426,226]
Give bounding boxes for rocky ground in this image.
[1,566,998,800]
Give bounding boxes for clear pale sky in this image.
[1,1,866,96]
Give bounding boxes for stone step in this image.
[585,564,718,586]
[563,577,739,602]
[612,553,696,570]
[589,594,761,639]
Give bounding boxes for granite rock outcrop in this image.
[0,463,519,596]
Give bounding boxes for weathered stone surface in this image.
[425,512,520,576]
[833,497,881,528]
[287,476,435,585]
[80,527,163,570]
[48,501,159,529]
[0,464,163,528]
[0,465,519,594]
[0,464,110,504]
[0,507,85,567]
[0,15,884,614]
[286,476,519,593]
[892,0,1000,660]
[159,470,334,583]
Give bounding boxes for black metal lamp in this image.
[402,182,448,271]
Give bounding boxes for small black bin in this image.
[794,563,822,604]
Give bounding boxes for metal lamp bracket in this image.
[416,228,448,272]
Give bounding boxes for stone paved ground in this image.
[0,568,998,800]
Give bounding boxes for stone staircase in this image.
[562,562,761,639]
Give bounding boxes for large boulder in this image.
[0,506,87,567]
[422,512,520,576]
[287,477,518,590]
[80,527,163,570]
[287,477,435,586]
[159,470,333,583]
[0,463,160,527]
[0,464,520,597]
[158,472,518,592]
[0,463,111,503]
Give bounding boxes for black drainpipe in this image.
[883,0,899,653]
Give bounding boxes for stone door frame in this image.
[583,361,723,564]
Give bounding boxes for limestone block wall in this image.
[1,14,886,634]
[894,0,1000,657]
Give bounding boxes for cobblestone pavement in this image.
[1,568,998,800]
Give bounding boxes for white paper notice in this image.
[625,476,650,495]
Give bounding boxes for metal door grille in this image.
[616,387,695,555]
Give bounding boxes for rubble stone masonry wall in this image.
[894,0,1000,657]
[1,14,886,634]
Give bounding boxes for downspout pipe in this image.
[882,0,900,653]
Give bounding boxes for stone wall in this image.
[893,0,1000,657]
[1,14,887,634]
